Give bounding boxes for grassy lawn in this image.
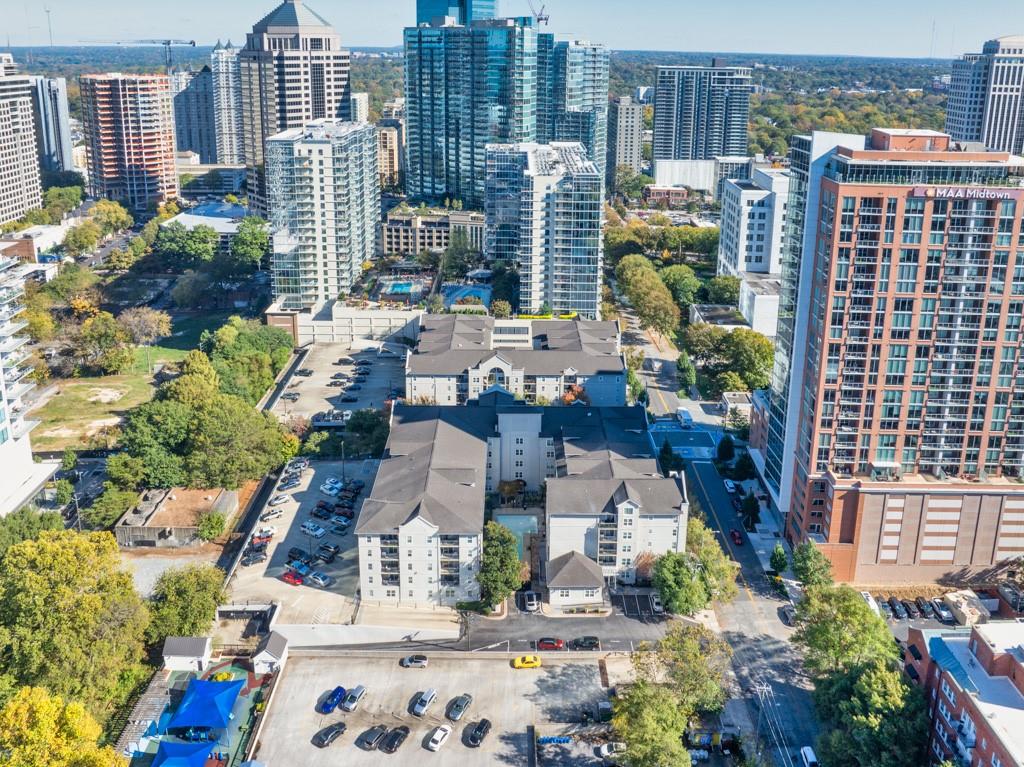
[131,311,233,372]
[30,375,157,452]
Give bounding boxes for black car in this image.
[317,549,337,564]
[341,396,358,403]
[380,726,410,754]
[311,507,333,520]
[348,385,363,391]
[876,596,893,619]
[296,369,314,377]
[358,724,389,751]
[327,381,345,387]
[902,599,921,619]
[349,479,366,490]
[467,718,492,748]
[241,551,267,567]
[312,722,346,748]
[916,597,936,619]
[571,636,600,650]
[331,373,349,380]
[355,360,373,367]
[888,596,908,619]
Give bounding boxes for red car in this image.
[536,637,564,651]
[251,534,272,547]
[282,571,303,586]
[729,529,744,546]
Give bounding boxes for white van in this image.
[800,746,819,767]
[860,591,881,617]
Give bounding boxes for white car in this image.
[324,477,343,488]
[320,484,341,497]
[427,725,452,752]
[723,479,737,494]
[523,591,540,612]
[300,522,326,539]
[307,571,332,588]
[650,594,664,614]
[342,410,354,423]
[268,494,290,506]
[255,526,277,537]
[598,742,626,761]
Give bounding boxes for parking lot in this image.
[254,654,611,766]
[228,458,379,625]
[273,343,406,422]
[609,592,661,620]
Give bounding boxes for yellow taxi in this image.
[512,655,542,669]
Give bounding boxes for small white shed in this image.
[162,636,213,673]
[252,631,289,675]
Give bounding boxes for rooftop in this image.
[270,118,372,144]
[490,142,600,178]
[741,272,782,296]
[251,0,333,32]
[547,550,605,589]
[690,304,748,327]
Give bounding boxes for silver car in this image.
[400,654,428,668]
[447,693,473,721]
[412,688,437,717]
[341,685,366,712]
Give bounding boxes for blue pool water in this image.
[387,282,415,294]
[494,514,538,560]
[444,284,493,308]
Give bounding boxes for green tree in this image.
[770,543,788,573]
[0,686,126,767]
[490,299,512,319]
[659,264,702,311]
[477,521,523,608]
[117,307,172,373]
[652,551,709,615]
[170,270,213,308]
[612,681,691,767]
[223,216,269,276]
[82,483,138,529]
[721,328,774,390]
[633,624,732,715]
[54,479,74,507]
[43,186,83,221]
[61,448,78,474]
[717,434,735,461]
[196,511,226,541]
[628,269,681,336]
[0,508,64,563]
[681,323,729,366]
[658,438,684,476]
[703,275,741,305]
[686,516,738,603]
[793,585,899,677]
[73,312,135,375]
[104,247,135,271]
[89,200,133,236]
[62,221,101,257]
[791,542,834,588]
[676,351,696,390]
[104,454,146,491]
[741,491,761,527]
[145,564,226,645]
[0,531,148,716]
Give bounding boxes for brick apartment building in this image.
[905,622,1024,767]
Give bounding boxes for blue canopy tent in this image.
[167,679,244,731]
[151,741,213,767]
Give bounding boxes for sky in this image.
[6,0,1024,58]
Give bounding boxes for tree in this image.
[741,491,761,527]
[717,434,735,461]
[154,222,218,270]
[54,479,74,507]
[426,294,444,314]
[62,221,101,257]
[633,624,732,715]
[628,269,680,336]
[658,438,684,476]
[197,511,226,541]
[652,551,709,615]
[89,199,133,235]
[721,328,774,390]
[146,564,225,645]
[61,448,78,473]
[0,508,64,563]
[660,264,702,312]
[682,323,729,366]
[676,351,696,390]
[703,275,741,305]
[0,531,148,716]
[611,681,691,767]
[793,585,899,677]
[82,483,138,529]
[686,516,738,603]
[43,186,83,221]
[223,216,269,276]
[791,542,834,587]
[713,370,747,396]
[612,165,654,199]
[118,307,172,373]
[490,299,512,319]
[770,543,788,573]
[104,247,135,271]
[477,521,522,608]
[0,686,125,767]
[171,270,213,308]
[104,454,146,491]
[73,312,135,375]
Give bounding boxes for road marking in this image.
[690,462,756,603]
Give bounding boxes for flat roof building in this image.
[947,36,1024,154]
[0,56,42,226]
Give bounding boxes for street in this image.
[687,461,819,767]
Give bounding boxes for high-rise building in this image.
[382,98,405,121]
[210,40,243,164]
[404,17,608,208]
[0,58,42,225]
[485,142,603,319]
[718,167,789,277]
[240,0,352,212]
[170,67,217,164]
[415,0,497,25]
[350,92,369,123]
[762,128,1024,583]
[946,36,1024,154]
[267,120,379,309]
[80,73,178,212]
[27,76,73,173]
[0,253,55,515]
[378,124,402,188]
[607,95,643,184]
[653,63,752,161]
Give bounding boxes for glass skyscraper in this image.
[416,0,497,24]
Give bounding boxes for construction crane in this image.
[80,39,196,71]
[526,0,549,25]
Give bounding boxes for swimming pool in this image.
[386,282,415,294]
[493,513,538,560]
[444,284,493,308]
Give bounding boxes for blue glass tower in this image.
[416,0,497,25]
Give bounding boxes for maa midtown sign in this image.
[912,186,1024,200]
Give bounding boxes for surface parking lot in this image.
[609,592,661,621]
[254,655,610,766]
[228,458,378,625]
[273,343,406,422]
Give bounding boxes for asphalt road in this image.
[686,461,819,767]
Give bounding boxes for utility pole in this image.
[44,7,53,47]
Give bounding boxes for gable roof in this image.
[162,636,212,658]
[547,551,605,589]
[547,477,687,517]
[254,630,288,660]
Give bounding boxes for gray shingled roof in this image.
[162,636,212,658]
[546,477,687,518]
[408,315,625,377]
[254,630,288,660]
[547,551,605,589]
[252,0,332,32]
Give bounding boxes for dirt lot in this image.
[253,654,611,767]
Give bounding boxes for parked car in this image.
[331,524,351,537]
[401,654,428,668]
[279,478,300,490]
[341,396,358,403]
[268,494,290,506]
[902,599,920,619]
[932,598,954,622]
[307,571,332,588]
[250,535,272,547]
[380,726,410,754]
[312,722,346,748]
[333,505,355,517]
[327,381,345,387]
[412,688,437,716]
[287,560,311,577]
[536,637,564,651]
[324,477,343,488]
[260,508,284,522]
[341,685,366,712]
[330,515,351,528]
[651,594,665,614]
[300,522,326,539]
[282,571,303,586]
[427,725,452,752]
[730,529,744,546]
[295,368,314,377]
[320,484,341,497]
[571,636,600,651]
[723,479,738,494]
[523,591,540,612]
[467,718,492,747]
[513,655,542,669]
[331,372,349,380]
[916,597,936,619]
[241,551,267,567]
[447,693,473,721]
[280,393,300,402]
[318,685,346,714]
[255,525,277,537]
[779,604,797,626]
[347,384,363,391]
[877,596,893,620]
[731,496,743,512]
[311,507,333,520]
[598,742,627,761]
[355,359,373,367]
[348,479,366,490]
[357,724,388,751]
[888,596,908,619]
